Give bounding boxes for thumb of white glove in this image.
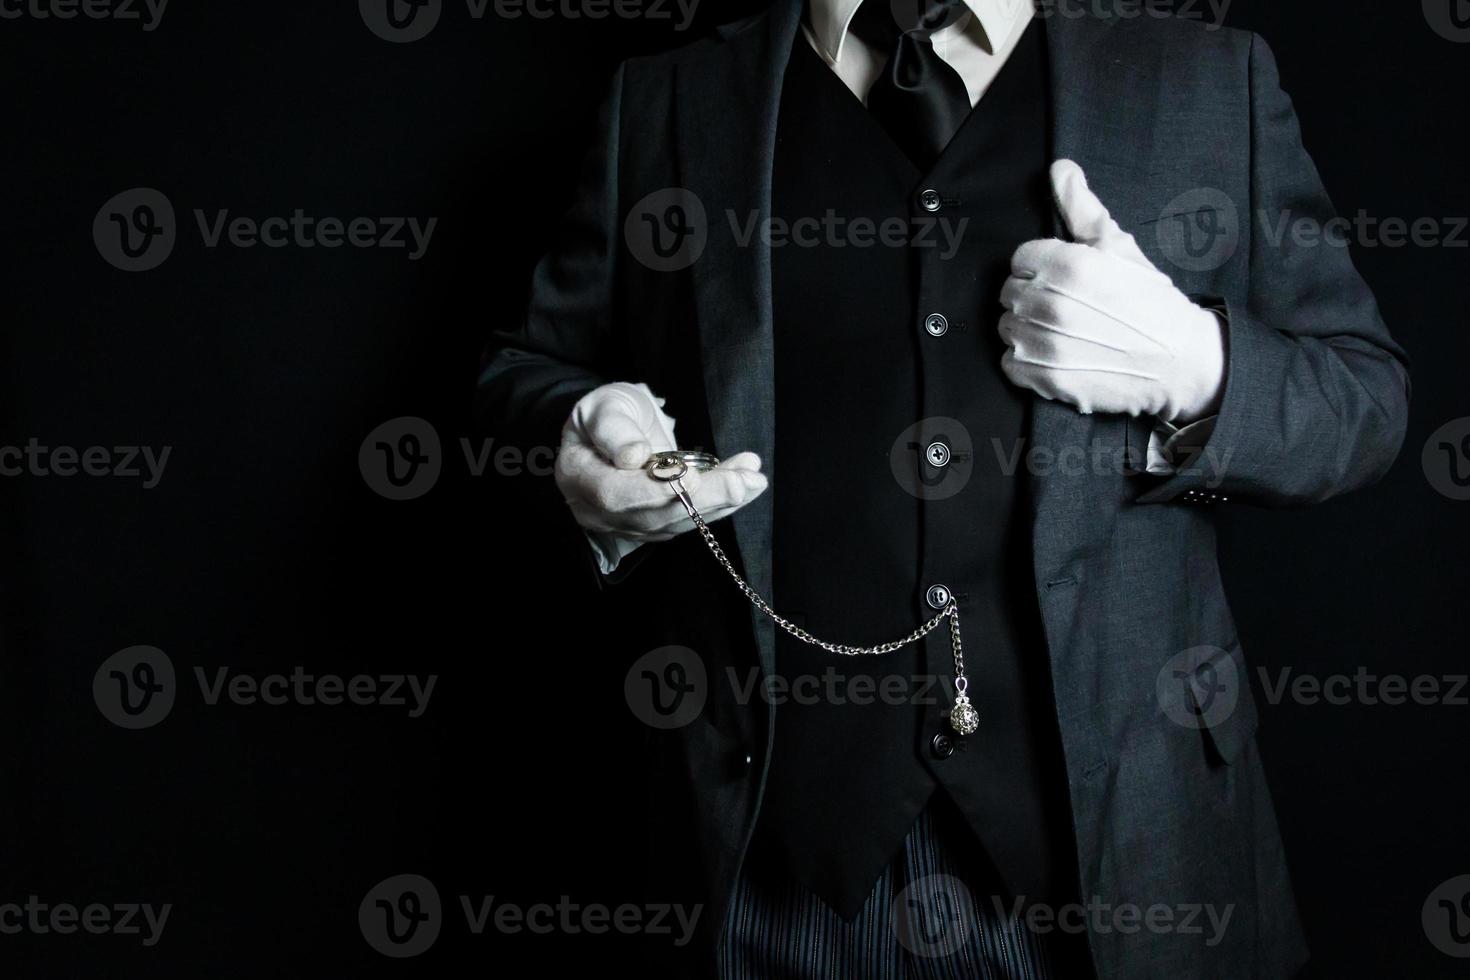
[999,160,1226,424]
[1050,158,1159,269]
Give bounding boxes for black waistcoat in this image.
[761,21,1076,918]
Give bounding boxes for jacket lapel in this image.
[675,0,803,675]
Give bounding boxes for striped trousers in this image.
[719,797,1094,979]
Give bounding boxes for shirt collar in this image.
[807,0,1032,64]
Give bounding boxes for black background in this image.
[2,0,1467,976]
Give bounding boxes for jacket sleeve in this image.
[475,65,636,585]
[475,62,626,458]
[1139,34,1411,506]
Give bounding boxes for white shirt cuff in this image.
[1146,415,1219,475]
[585,529,644,576]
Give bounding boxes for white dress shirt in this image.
[803,0,1037,107]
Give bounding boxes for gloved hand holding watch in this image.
[554,382,768,574]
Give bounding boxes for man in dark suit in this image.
[477,0,1410,976]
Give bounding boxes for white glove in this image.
[555,382,768,574]
[999,160,1226,424]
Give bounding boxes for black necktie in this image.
[848,0,973,171]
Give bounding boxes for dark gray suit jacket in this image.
[478,2,1411,976]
